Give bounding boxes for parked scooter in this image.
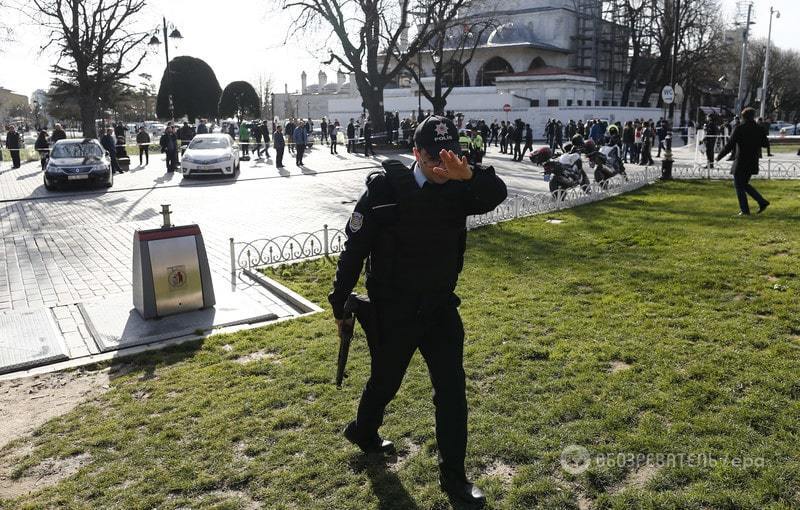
[584,139,627,188]
[529,144,591,196]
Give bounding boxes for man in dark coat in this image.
[159,126,179,173]
[363,121,376,157]
[273,125,284,168]
[100,128,121,173]
[716,108,770,215]
[703,118,719,169]
[5,125,22,169]
[50,124,67,143]
[346,119,356,153]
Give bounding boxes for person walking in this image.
[522,123,533,159]
[329,115,507,509]
[622,121,634,163]
[499,121,508,154]
[329,121,338,155]
[512,120,523,162]
[159,126,179,173]
[347,119,356,153]
[35,130,50,170]
[136,127,151,166]
[364,121,376,157]
[321,117,328,145]
[262,122,271,159]
[293,122,308,166]
[197,119,208,135]
[239,122,251,158]
[716,107,770,216]
[6,125,22,169]
[100,128,121,174]
[273,125,285,168]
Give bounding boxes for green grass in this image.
[2,181,800,509]
[770,144,799,154]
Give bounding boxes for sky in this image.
[1,0,799,100]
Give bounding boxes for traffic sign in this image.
[502,104,511,112]
[661,85,675,105]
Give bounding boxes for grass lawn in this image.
[770,144,800,154]
[2,180,799,509]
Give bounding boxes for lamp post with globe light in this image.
[148,17,183,121]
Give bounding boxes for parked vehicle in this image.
[43,139,113,190]
[180,134,240,178]
[529,145,591,196]
[584,139,627,188]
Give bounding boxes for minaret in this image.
[301,71,307,94]
[337,69,346,86]
[318,70,327,88]
[349,72,357,95]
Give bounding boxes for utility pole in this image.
[760,6,779,119]
[735,1,754,115]
[668,0,680,124]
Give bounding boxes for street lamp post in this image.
[760,6,780,119]
[149,17,183,121]
[735,2,754,114]
[417,52,422,121]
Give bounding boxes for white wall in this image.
[329,88,662,140]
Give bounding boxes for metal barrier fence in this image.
[229,167,659,273]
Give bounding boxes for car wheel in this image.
[104,171,114,188]
[43,175,56,191]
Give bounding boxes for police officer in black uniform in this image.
[329,115,507,508]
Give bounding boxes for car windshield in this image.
[189,137,229,150]
[51,142,104,159]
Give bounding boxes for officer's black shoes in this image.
[758,201,770,214]
[439,468,486,508]
[343,421,395,455]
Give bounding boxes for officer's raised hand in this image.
[432,149,473,182]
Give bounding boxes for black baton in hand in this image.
[335,293,360,388]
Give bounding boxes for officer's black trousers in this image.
[356,296,468,476]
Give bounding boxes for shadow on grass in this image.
[105,338,206,383]
[349,456,420,510]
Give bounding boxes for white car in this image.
[180,134,239,178]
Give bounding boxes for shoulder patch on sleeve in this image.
[348,212,364,232]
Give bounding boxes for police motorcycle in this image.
[584,138,627,189]
[529,135,591,196]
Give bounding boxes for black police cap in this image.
[414,115,462,157]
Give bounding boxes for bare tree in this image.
[283,0,474,133]
[399,16,495,115]
[29,0,149,137]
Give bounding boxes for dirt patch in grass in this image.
[483,459,517,482]
[0,368,111,451]
[608,361,632,373]
[234,350,281,365]
[0,451,91,499]
[608,464,661,494]
[388,440,422,473]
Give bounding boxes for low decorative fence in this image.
[230,167,659,273]
[670,160,800,180]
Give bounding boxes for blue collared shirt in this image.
[412,162,428,188]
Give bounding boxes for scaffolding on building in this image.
[574,0,630,106]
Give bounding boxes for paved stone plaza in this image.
[0,143,686,373]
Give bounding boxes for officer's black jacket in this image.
[328,159,507,319]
